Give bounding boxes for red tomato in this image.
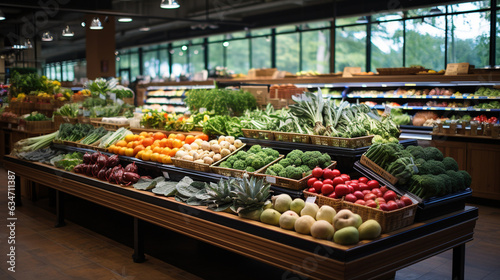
[321,184,334,195]
[383,190,398,202]
[344,180,352,185]
[323,179,333,186]
[364,193,377,201]
[328,192,337,199]
[332,177,344,186]
[335,184,350,197]
[367,180,380,189]
[308,187,317,193]
[395,199,406,208]
[355,199,366,205]
[379,203,389,211]
[400,196,413,206]
[345,193,357,203]
[349,182,360,192]
[313,180,324,192]
[340,174,351,181]
[365,200,377,208]
[307,177,318,187]
[359,183,370,191]
[353,191,364,200]
[358,177,368,184]
[350,180,359,184]
[323,169,335,180]
[386,200,399,211]
[371,188,383,198]
[362,190,371,195]
[375,197,386,205]
[348,185,354,193]
[331,169,341,177]
[312,167,323,178]
[380,186,389,194]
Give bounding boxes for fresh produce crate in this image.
[255,161,337,190]
[22,120,54,132]
[309,135,373,149]
[129,127,205,137]
[273,132,310,144]
[302,190,342,211]
[352,161,472,222]
[35,102,54,111]
[341,200,418,233]
[54,115,78,129]
[91,121,129,130]
[211,155,283,178]
[242,129,274,140]
[173,144,246,173]
[359,155,398,185]
[9,101,34,115]
[122,98,134,105]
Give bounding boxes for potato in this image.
[201,141,211,151]
[213,154,222,162]
[203,157,214,165]
[225,136,235,144]
[229,145,236,152]
[220,148,231,157]
[219,141,230,150]
[211,144,221,153]
[181,155,194,161]
[234,139,244,148]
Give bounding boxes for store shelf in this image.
[348,94,500,100]
[144,101,185,106]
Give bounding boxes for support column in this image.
[85,15,116,79]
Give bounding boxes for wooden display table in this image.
[3,155,478,280]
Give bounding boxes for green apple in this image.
[290,198,305,215]
[333,226,359,245]
[315,205,337,224]
[300,202,319,218]
[260,209,281,226]
[273,194,292,213]
[358,219,382,240]
[310,220,335,240]
[264,200,273,210]
[294,215,316,235]
[354,214,363,228]
[279,210,299,230]
[333,209,361,230]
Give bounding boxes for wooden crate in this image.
[171,158,212,172]
[273,132,310,144]
[211,155,283,178]
[309,135,374,149]
[21,120,54,132]
[359,155,398,185]
[242,129,274,140]
[54,115,78,130]
[91,121,129,131]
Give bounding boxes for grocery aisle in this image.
[0,167,499,280]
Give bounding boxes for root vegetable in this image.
[213,154,222,162]
[209,140,218,146]
[218,136,226,143]
[203,157,214,164]
[211,144,221,153]
[234,139,243,148]
[201,142,210,151]
[229,145,236,152]
[182,144,192,151]
[189,151,199,160]
[225,136,235,144]
[182,155,194,161]
[219,141,230,150]
[190,142,199,150]
[208,151,215,158]
[194,138,203,145]
[175,150,187,158]
[220,148,231,157]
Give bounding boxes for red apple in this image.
[400,196,413,206]
[328,192,337,199]
[359,183,370,191]
[371,188,383,198]
[387,200,399,211]
[358,177,368,184]
[395,199,405,209]
[331,169,341,177]
[355,199,366,205]
[380,186,389,194]
[365,199,377,208]
[323,179,333,186]
[307,187,316,193]
[379,203,389,211]
[332,177,344,186]
[340,174,351,181]
[383,190,398,202]
[349,182,360,192]
[364,193,377,201]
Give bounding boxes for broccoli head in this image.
[299,165,310,173]
[284,166,303,180]
[445,170,464,193]
[414,158,426,166]
[226,155,238,165]
[233,160,246,170]
[302,154,319,169]
[423,147,444,161]
[318,153,332,167]
[286,149,304,162]
[265,169,277,176]
[220,161,232,168]
[245,155,256,166]
[442,157,459,171]
[280,158,293,168]
[458,170,471,189]
[268,163,284,174]
[236,151,248,160]
[245,166,256,172]
[251,158,265,170]
[292,157,303,166]
[278,169,287,178]
[387,137,400,144]
[263,148,279,158]
[419,160,446,175]
[264,156,275,165]
[372,135,386,144]
[255,151,267,158]
[437,173,453,195]
[247,145,262,154]
[406,145,426,160]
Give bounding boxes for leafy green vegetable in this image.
[185,88,257,116]
[54,103,79,118]
[25,112,49,121]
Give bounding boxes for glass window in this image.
[143,50,159,78]
[307,21,330,29]
[159,49,170,78]
[208,42,223,69]
[276,25,296,33]
[130,52,140,80]
[373,12,403,22]
[67,62,75,81]
[371,21,404,70]
[227,39,249,74]
[405,17,445,70]
[276,33,299,73]
[62,62,68,81]
[230,31,246,39]
[302,29,330,73]
[251,36,271,68]
[407,6,446,17]
[449,1,489,12]
[191,38,204,44]
[172,40,189,47]
[336,16,359,26]
[190,45,205,74]
[209,35,224,42]
[335,25,366,72]
[171,47,188,77]
[447,12,490,68]
[55,63,61,81]
[251,28,271,36]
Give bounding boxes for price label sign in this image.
[162,171,170,179]
[305,196,317,204]
[266,176,276,184]
[445,62,469,75]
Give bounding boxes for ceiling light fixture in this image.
[222,41,229,47]
[62,25,74,37]
[118,17,133,23]
[81,21,86,27]
[0,10,6,20]
[161,0,180,9]
[90,17,103,30]
[429,7,443,15]
[41,31,53,41]
[356,16,369,24]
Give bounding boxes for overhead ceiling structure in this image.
[0,0,467,63]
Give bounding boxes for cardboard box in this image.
[241,86,269,106]
[247,68,277,79]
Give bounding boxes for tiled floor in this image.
[0,166,499,280]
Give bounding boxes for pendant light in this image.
[62,25,74,37]
[41,31,54,42]
[0,10,6,20]
[429,7,443,15]
[118,17,133,23]
[161,0,180,9]
[90,17,103,30]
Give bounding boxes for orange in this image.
[165,138,174,149]
[116,140,127,147]
[142,137,154,147]
[161,147,171,155]
[175,134,185,141]
[161,155,172,164]
[153,132,166,140]
[169,147,179,157]
[185,135,195,144]
[145,146,152,151]
[168,133,177,139]
[172,139,183,149]
[137,135,145,141]
[148,132,154,137]
[153,146,163,154]
[133,145,145,156]
[139,131,149,137]
[151,152,160,162]
[142,150,152,161]
[125,148,134,157]
[124,134,135,143]
[108,144,117,154]
[126,141,135,148]
[119,147,127,156]
[153,139,161,146]
[136,150,144,159]
[157,154,166,163]
[159,138,168,147]
[195,134,209,141]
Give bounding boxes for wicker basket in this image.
[254,161,337,190]
[54,115,78,130]
[242,129,274,140]
[211,155,283,178]
[273,132,310,144]
[309,135,374,149]
[341,201,418,233]
[171,158,212,172]
[376,67,426,75]
[22,120,54,132]
[303,191,342,211]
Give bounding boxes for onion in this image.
[220,148,231,157]
[124,162,138,173]
[233,139,244,148]
[91,152,100,164]
[83,153,92,164]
